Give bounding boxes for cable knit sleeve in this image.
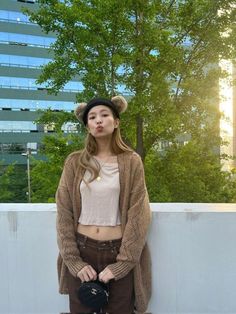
[107,153,151,280]
[56,155,88,277]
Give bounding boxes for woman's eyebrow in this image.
[88,109,110,115]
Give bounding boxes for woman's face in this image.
[87,105,119,138]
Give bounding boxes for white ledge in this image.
[1,202,236,212]
[150,202,236,212]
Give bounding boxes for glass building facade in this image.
[0,0,80,164]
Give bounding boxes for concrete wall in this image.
[0,203,236,314]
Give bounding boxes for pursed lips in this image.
[96,126,104,131]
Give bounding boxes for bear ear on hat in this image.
[74,102,87,122]
[111,95,128,114]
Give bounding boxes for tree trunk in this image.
[134,5,145,162]
[136,114,145,161]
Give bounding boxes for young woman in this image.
[56,95,152,314]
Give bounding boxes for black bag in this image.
[76,280,109,310]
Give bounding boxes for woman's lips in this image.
[96,126,103,131]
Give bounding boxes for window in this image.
[0,10,33,24]
[0,121,37,132]
[17,0,36,4]
[0,143,27,154]
[0,99,75,111]
[0,76,83,93]
[0,32,55,48]
[0,54,51,68]
[62,122,78,133]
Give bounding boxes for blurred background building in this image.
[0,0,81,165]
[219,59,236,171]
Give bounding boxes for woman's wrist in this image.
[65,260,89,278]
[106,261,135,280]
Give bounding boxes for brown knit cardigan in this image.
[56,150,152,313]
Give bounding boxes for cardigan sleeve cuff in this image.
[66,259,89,278]
[107,261,135,280]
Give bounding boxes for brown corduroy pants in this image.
[67,232,135,314]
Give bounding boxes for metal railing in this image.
[0,129,79,133]
[0,18,36,26]
[0,40,51,49]
[0,85,79,93]
[0,129,32,133]
[0,62,41,69]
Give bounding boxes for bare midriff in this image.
[77,224,122,241]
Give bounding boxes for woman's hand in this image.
[77,265,97,282]
[98,267,115,283]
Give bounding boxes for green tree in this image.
[24,0,236,160]
[10,165,28,202]
[0,163,15,202]
[145,140,236,202]
[0,163,27,202]
[24,0,236,202]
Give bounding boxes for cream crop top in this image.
[78,156,121,226]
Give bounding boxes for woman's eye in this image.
[89,116,95,119]
[102,114,109,117]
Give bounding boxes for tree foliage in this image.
[0,163,15,202]
[23,0,236,202]
[0,163,27,202]
[24,0,236,159]
[145,140,236,202]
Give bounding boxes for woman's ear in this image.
[114,119,120,128]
